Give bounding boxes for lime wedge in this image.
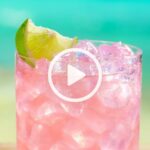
[15,19,78,65]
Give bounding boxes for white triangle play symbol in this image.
[67,64,86,86]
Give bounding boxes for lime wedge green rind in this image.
[16,19,28,57]
[15,19,34,66]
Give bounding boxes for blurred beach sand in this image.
[0,70,16,143]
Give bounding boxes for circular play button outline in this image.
[48,48,102,103]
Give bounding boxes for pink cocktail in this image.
[16,41,142,150]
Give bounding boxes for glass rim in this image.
[16,40,142,60]
[83,40,142,55]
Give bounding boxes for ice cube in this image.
[35,58,49,74]
[63,119,97,149]
[29,93,62,118]
[16,67,50,105]
[17,111,34,145]
[28,124,54,150]
[75,40,98,55]
[124,104,140,130]
[16,55,33,74]
[60,101,85,117]
[28,93,69,128]
[97,42,134,74]
[80,109,114,134]
[99,123,132,150]
[99,80,131,108]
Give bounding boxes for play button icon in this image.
[48,48,102,102]
[67,65,85,86]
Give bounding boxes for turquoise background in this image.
[0,0,150,148]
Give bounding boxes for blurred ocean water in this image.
[0,0,150,84]
[0,0,150,147]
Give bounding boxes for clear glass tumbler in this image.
[16,40,142,150]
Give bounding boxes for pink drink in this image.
[16,41,142,150]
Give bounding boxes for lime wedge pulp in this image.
[15,19,78,65]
